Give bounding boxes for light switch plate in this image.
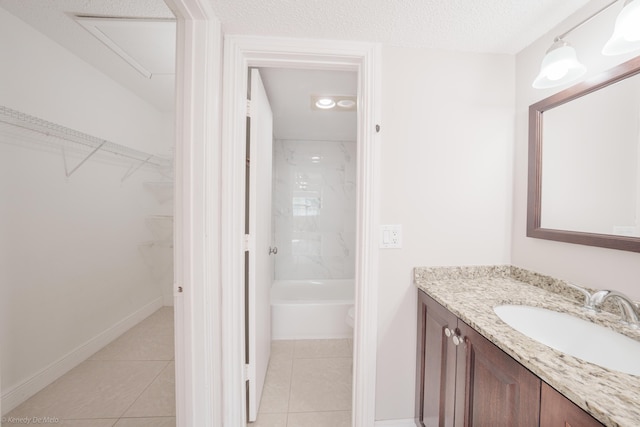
[380,224,402,248]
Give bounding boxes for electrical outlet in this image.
[380,224,402,248]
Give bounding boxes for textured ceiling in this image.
[1,0,596,131]
[209,0,592,54]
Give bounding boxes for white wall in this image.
[0,7,173,411]
[512,0,640,299]
[272,139,357,280]
[375,46,515,421]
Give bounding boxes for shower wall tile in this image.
[273,140,356,280]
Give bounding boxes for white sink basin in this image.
[494,305,640,376]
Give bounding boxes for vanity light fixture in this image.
[603,0,640,55]
[533,0,640,89]
[532,39,586,89]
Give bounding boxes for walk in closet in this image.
[0,2,176,417]
[0,100,175,413]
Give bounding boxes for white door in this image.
[247,68,274,422]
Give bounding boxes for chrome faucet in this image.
[589,290,640,327]
[566,282,593,307]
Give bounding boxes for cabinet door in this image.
[540,382,604,427]
[416,292,459,427]
[456,321,541,427]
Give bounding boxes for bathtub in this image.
[271,279,354,340]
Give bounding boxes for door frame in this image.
[221,35,382,426]
[168,0,223,425]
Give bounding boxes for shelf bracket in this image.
[121,155,154,182]
[62,141,107,178]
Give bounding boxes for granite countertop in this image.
[414,265,640,427]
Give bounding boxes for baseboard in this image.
[163,293,174,307]
[1,296,164,415]
[375,419,416,427]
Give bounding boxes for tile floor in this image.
[2,307,175,427]
[249,338,353,427]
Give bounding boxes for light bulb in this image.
[545,62,570,81]
[315,98,335,109]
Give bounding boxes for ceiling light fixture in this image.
[311,95,357,111]
[315,98,336,109]
[533,0,640,89]
[337,99,356,109]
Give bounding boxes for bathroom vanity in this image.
[414,266,640,427]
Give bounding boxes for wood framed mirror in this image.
[528,55,640,253]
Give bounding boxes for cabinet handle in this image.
[445,327,464,345]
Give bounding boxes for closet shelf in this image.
[0,105,171,178]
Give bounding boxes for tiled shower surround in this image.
[272,139,356,280]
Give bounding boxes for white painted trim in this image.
[220,35,248,427]
[221,35,381,427]
[167,0,223,426]
[1,297,163,414]
[375,419,417,427]
[353,41,382,427]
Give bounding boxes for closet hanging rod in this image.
[0,105,171,168]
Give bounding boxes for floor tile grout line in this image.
[5,308,175,426]
[285,354,294,427]
[283,340,299,427]
[116,359,172,421]
[253,339,354,426]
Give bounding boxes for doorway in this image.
[247,66,358,424]
[0,1,178,424]
[221,36,381,427]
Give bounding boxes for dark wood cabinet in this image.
[415,290,540,427]
[416,290,603,427]
[415,289,458,426]
[457,321,540,427]
[540,382,604,427]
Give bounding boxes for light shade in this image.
[602,0,640,55]
[532,40,587,89]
